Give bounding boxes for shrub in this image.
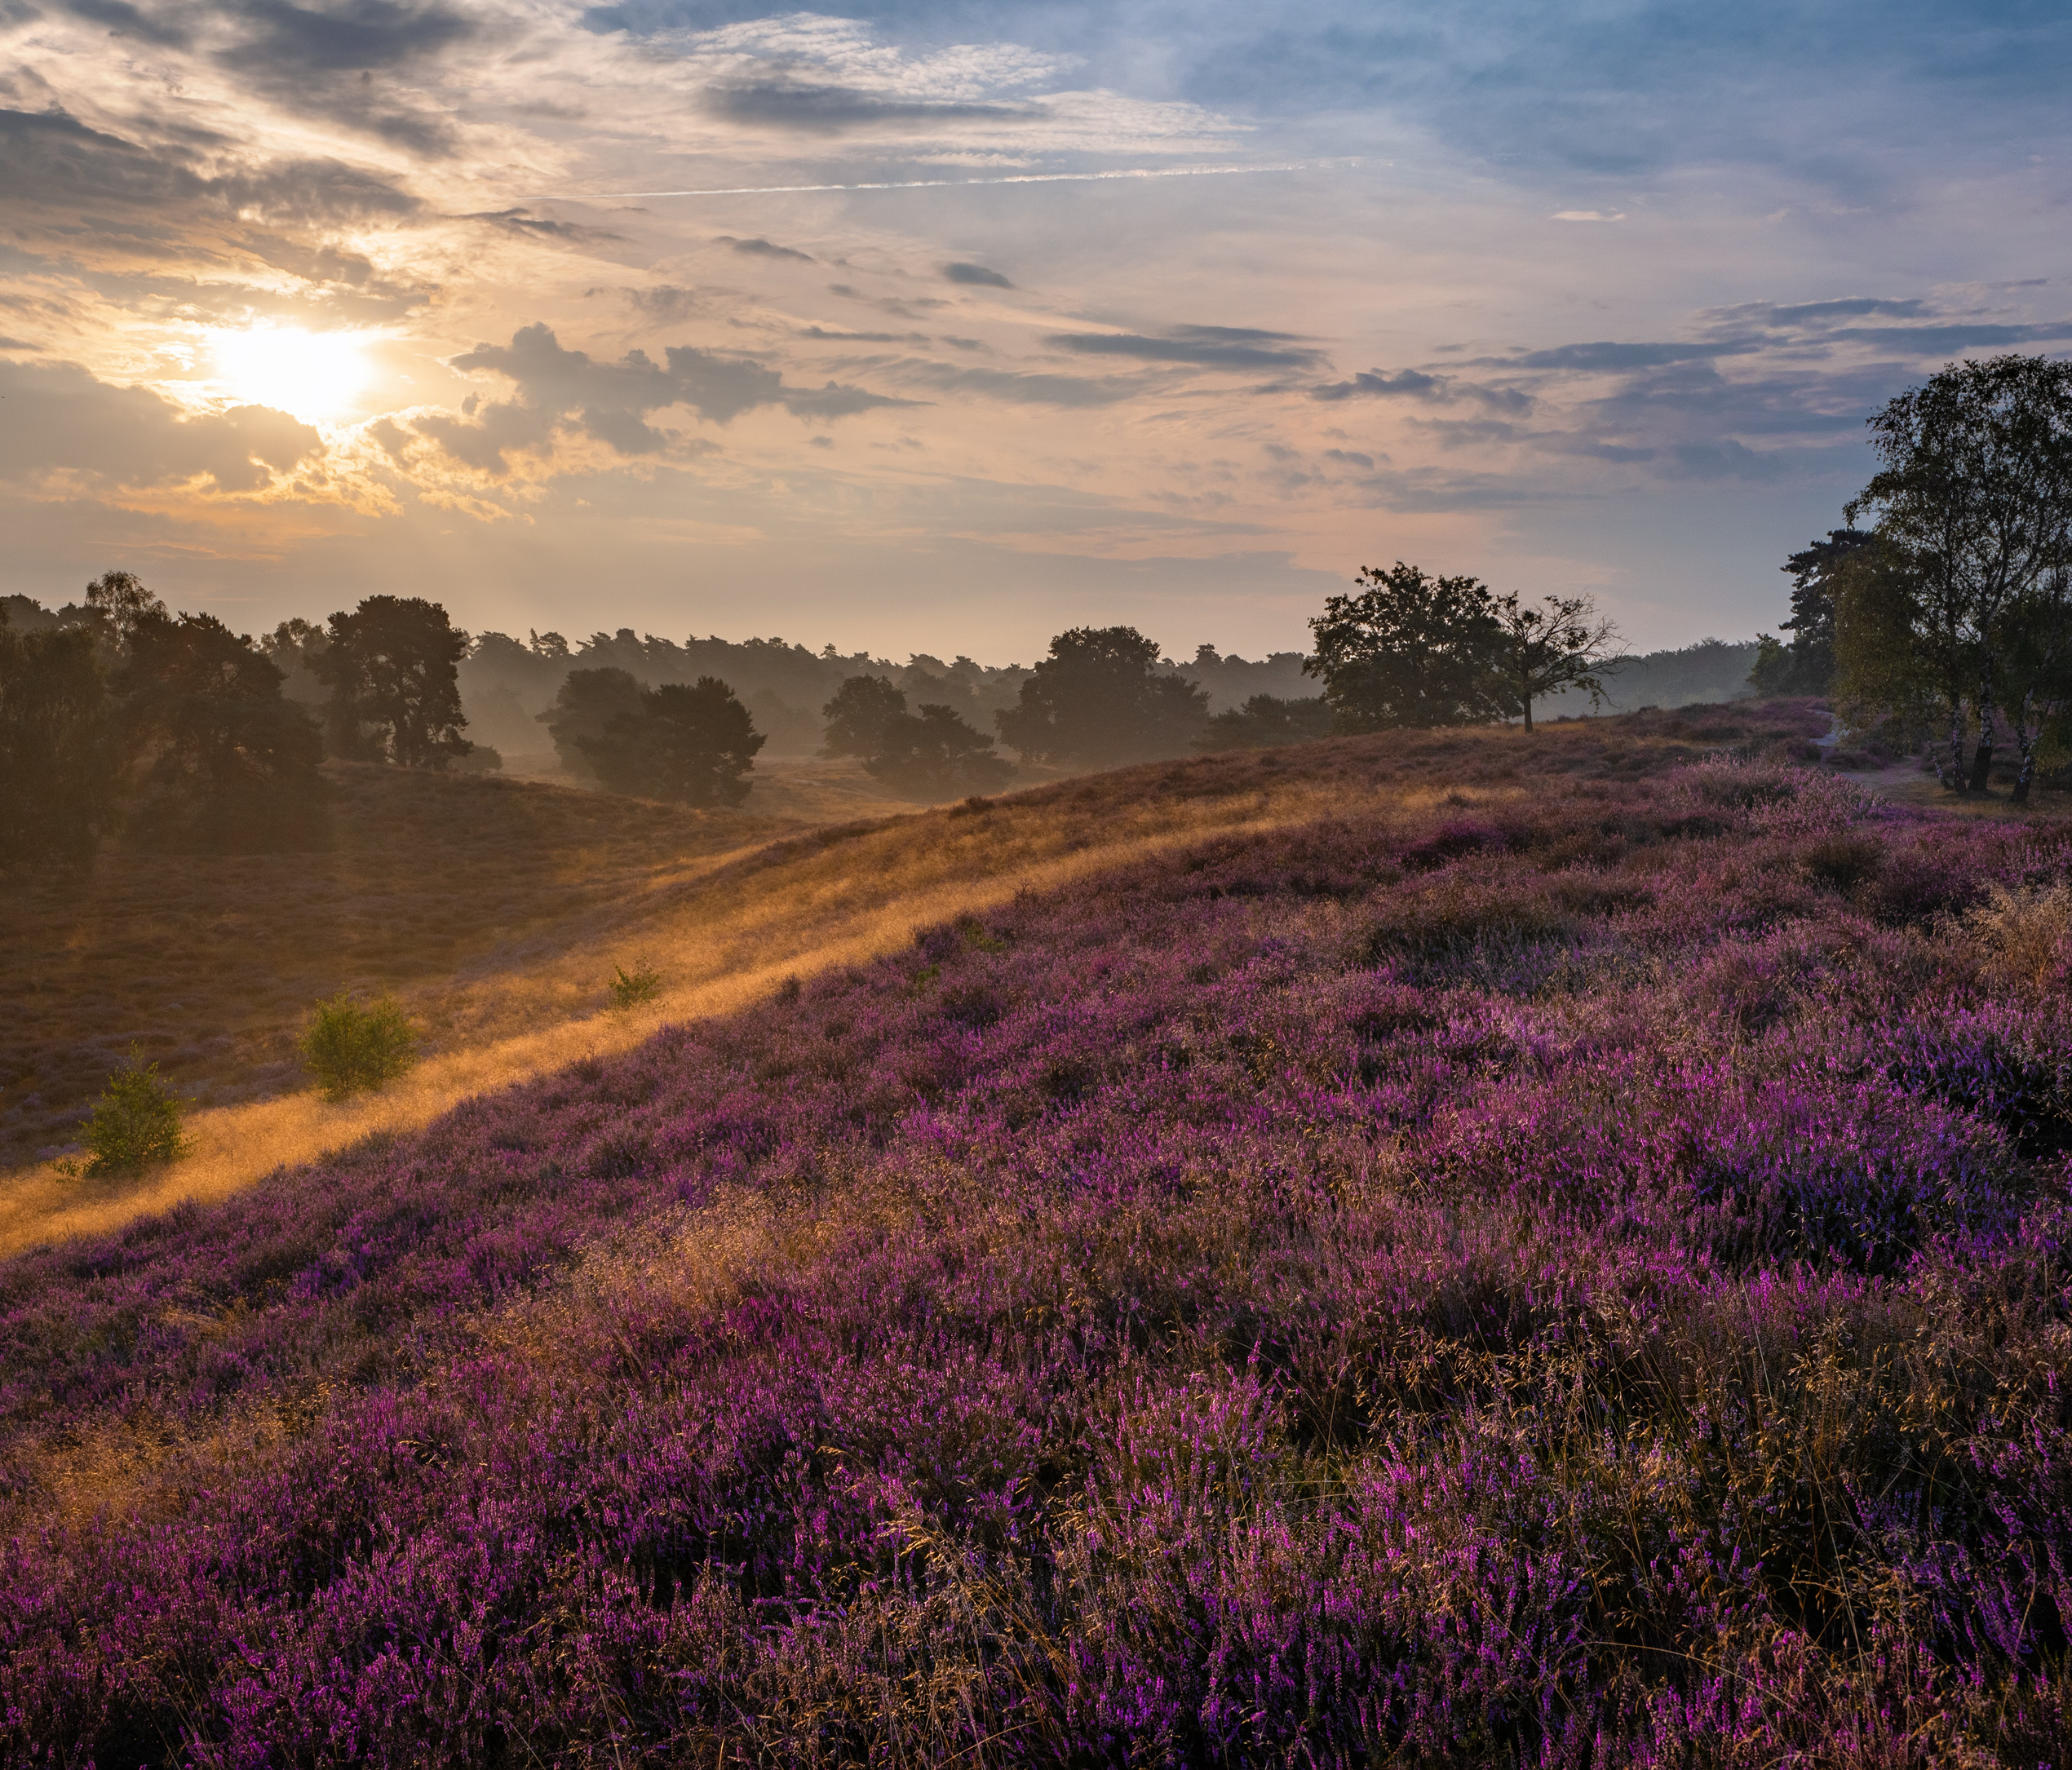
[607,961,663,1010]
[79,1044,188,1176]
[300,993,418,1100]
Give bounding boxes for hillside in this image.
[4,701,2070,1763]
[4,703,1829,1255]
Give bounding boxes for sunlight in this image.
[208,323,372,423]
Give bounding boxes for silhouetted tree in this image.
[539,666,647,781]
[994,627,1208,766]
[582,677,765,805]
[1751,529,1873,697]
[1304,563,1503,730]
[821,675,910,760]
[1844,356,2072,792]
[117,609,327,851]
[1195,694,1335,750]
[314,596,472,768]
[83,570,164,652]
[1489,591,1625,732]
[0,608,119,870]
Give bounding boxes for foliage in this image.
[313,595,473,768]
[78,1044,188,1177]
[0,617,120,870]
[994,625,1209,764]
[117,608,329,852]
[822,675,1011,797]
[1751,528,1872,696]
[608,959,663,1009]
[1304,560,1504,729]
[1486,589,1625,730]
[573,675,764,805]
[3,746,2070,1761]
[299,993,418,1100]
[1195,692,1335,750]
[1844,354,2072,799]
[818,673,908,760]
[538,666,647,781]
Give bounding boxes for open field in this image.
[5,699,2072,1763]
[2,704,1839,1255]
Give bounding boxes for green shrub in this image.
[82,1045,188,1177]
[301,993,418,1101]
[608,960,663,1010]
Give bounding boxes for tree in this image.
[83,569,165,652]
[994,626,1208,766]
[1487,591,1625,732]
[1998,561,2072,804]
[1194,694,1336,750]
[1304,563,1503,730]
[539,667,647,781]
[0,612,119,870]
[1845,356,2072,792]
[821,675,910,760]
[582,677,765,806]
[118,609,328,851]
[313,596,472,768]
[1751,529,1874,697]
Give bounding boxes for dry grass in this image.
[0,704,1840,1256]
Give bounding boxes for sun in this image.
[209,323,374,423]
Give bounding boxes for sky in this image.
[2,1,2069,662]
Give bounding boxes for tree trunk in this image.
[1968,667,1999,794]
[2010,687,2038,806]
[1943,697,1967,793]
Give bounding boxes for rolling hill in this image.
[3,701,2070,1765]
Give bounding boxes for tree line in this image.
[1,584,476,868]
[1750,354,2072,801]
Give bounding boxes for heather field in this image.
[7,710,2072,1766]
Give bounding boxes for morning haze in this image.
[4,4,2072,1764]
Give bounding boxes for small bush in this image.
[608,960,663,1010]
[81,1045,188,1177]
[301,994,418,1101]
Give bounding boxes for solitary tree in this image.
[539,666,647,781]
[314,596,472,768]
[1304,563,1503,730]
[582,677,765,805]
[994,627,1208,766]
[83,569,166,653]
[1845,355,2072,792]
[1488,591,1625,732]
[0,610,120,870]
[118,609,328,851]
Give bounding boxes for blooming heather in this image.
[2,746,2070,1766]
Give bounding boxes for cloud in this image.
[1050,324,1322,370]
[424,322,914,471]
[703,81,1048,134]
[1824,320,2072,353]
[1550,210,1624,221]
[717,234,814,262]
[883,358,1152,408]
[1313,367,1532,412]
[622,285,702,323]
[0,356,321,492]
[465,209,620,243]
[0,106,422,224]
[943,262,1014,288]
[1500,340,1763,371]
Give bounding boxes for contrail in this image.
[570,161,1351,200]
